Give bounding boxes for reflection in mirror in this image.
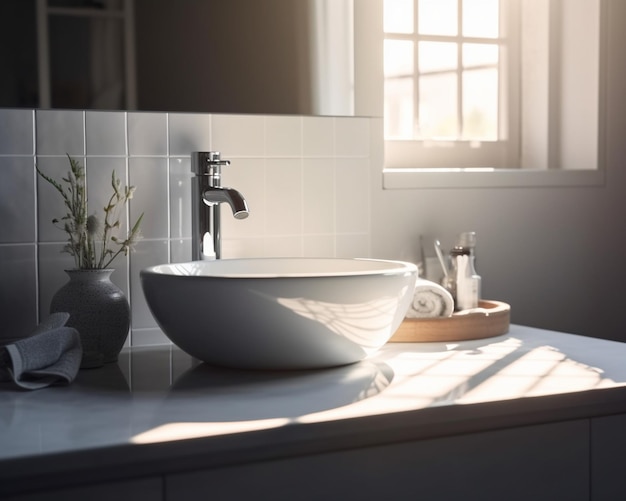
[0,0,354,116]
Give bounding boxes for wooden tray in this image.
[389,300,510,343]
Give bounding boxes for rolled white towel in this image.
[405,279,454,319]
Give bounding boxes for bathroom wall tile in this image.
[211,114,264,157]
[336,234,371,258]
[0,109,35,155]
[113,263,130,301]
[0,244,37,341]
[265,159,302,236]
[334,117,370,157]
[302,116,334,157]
[169,157,192,240]
[129,157,169,239]
[0,156,36,243]
[302,235,335,257]
[86,157,130,239]
[35,110,85,156]
[170,238,192,263]
[335,158,370,234]
[222,237,265,259]
[86,111,127,156]
[168,113,212,156]
[2,110,373,338]
[37,243,77,320]
[128,112,168,156]
[264,235,302,257]
[303,158,334,234]
[129,239,169,330]
[221,158,266,238]
[265,116,302,157]
[36,156,83,243]
[131,328,170,347]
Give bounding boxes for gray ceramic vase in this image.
[50,269,130,369]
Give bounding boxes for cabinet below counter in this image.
[2,324,626,500]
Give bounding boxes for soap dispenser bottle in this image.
[451,231,481,311]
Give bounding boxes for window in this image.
[385,0,502,142]
[384,0,513,169]
[378,0,605,188]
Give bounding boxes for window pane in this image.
[462,68,498,140]
[419,42,457,73]
[418,0,457,36]
[419,73,458,139]
[384,40,414,77]
[462,0,499,38]
[384,0,414,34]
[462,43,499,69]
[385,78,414,139]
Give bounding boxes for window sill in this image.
[382,168,605,189]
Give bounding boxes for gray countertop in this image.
[3,324,626,495]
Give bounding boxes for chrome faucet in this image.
[191,151,249,260]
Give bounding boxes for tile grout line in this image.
[33,110,40,325]
[165,112,172,265]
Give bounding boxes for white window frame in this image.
[354,0,607,189]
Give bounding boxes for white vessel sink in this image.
[140,258,417,370]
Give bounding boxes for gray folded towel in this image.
[0,313,82,390]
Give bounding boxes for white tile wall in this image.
[303,159,334,234]
[0,245,37,339]
[129,157,169,239]
[85,111,127,156]
[35,110,85,156]
[211,114,264,156]
[128,112,168,156]
[265,116,302,157]
[0,109,372,346]
[0,156,36,243]
[168,113,212,155]
[0,109,34,155]
[302,116,335,157]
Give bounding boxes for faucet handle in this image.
[207,151,231,168]
[191,151,230,175]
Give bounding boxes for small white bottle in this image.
[452,232,481,311]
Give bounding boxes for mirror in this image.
[0,0,355,116]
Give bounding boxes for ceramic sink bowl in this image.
[140,258,417,370]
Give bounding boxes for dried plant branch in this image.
[36,155,143,270]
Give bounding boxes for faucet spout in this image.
[191,151,249,260]
[203,187,249,220]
